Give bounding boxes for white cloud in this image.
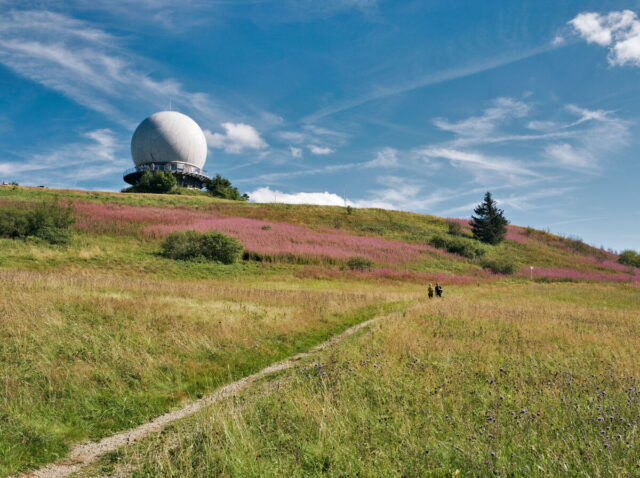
[249,187,348,206]
[365,147,399,168]
[248,186,395,210]
[570,10,640,66]
[289,146,303,158]
[308,145,334,155]
[545,143,591,169]
[205,122,267,154]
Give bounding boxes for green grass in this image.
[80,282,640,477]
[0,186,637,477]
[0,266,410,476]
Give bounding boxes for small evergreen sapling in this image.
[469,192,509,245]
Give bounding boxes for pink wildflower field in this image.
[147,217,436,265]
[73,202,439,265]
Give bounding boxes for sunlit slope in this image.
[0,185,636,282]
[82,282,640,477]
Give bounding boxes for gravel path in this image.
[18,311,397,478]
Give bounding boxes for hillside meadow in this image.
[77,282,640,477]
[0,186,638,476]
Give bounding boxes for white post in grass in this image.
[530,266,534,280]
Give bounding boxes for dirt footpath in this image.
[18,310,401,478]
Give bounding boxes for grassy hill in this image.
[0,185,638,476]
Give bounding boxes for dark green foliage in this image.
[470,192,509,245]
[205,175,248,201]
[346,256,374,271]
[618,250,640,268]
[446,220,463,236]
[161,230,243,264]
[428,234,486,258]
[479,257,517,274]
[562,235,590,254]
[0,201,75,244]
[130,170,177,194]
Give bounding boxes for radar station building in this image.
[123,111,210,189]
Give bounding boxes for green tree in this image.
[205,175,248,201]
[469,192,509,245]
[134,170,177,193]
[618,250,640,268]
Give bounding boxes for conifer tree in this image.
[470,192,509,245]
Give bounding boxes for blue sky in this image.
[0,0,638,250]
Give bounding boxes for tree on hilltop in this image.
[131,170,177,193]
[206,175,249,201]
[470,192,509,245]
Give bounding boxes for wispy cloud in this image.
[570,10,640,66]
[429,97,629,176]
[418,147,540,184]
[276,124,347,155]
[303,45,561,122]
[0,128,128,187]
[308,145,334,155]
[0,10,232,127]
[289,146,303,158]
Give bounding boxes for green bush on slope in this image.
[0,201,75,244]
[161,230,244,264]
[428,234,487,259]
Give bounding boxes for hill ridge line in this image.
[17,307,408,478]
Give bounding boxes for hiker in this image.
[427,283,434,299]
[435,283,443,298]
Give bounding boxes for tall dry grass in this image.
[88,282,640,477]
[0,269,407,476]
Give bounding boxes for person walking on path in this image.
[427,283,434,299]
[435,283,443,298]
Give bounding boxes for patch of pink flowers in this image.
[505,225,530,244]
[147,217,435,265]
[73,203,208,235]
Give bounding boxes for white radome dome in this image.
[131,111,207,170]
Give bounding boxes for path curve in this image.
[18,310,400,478]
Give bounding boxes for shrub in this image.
[126,170,177,194]
[446,220,463,236]
[161,230,243,264]
[479,257,518,275]
[428,234,486,259]
[0,201,75,244]
[346,256,374,271]
[618,250,640,268]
